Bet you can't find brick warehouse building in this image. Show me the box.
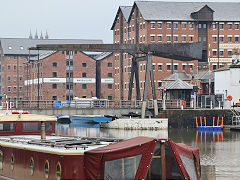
[111,1,240,100]
[25,51,115,101]
[0,37,103,102]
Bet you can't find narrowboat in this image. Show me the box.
[0,135,201,179]
[0,113,56,136]
[0,113,201,179]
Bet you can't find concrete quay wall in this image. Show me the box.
[158,109,234,128]
[12,108,141,117]
[101,118,168,130]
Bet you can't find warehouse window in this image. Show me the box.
[53,62,57,67]
[212,24,216,29]
[52,72,57,78]
[82,72,87,77]
[52,84,57,89]
[167,22,171,29]
[108,84,112,89]
[235,24,239,30]
[235,36,239,42]
[82,63,86,67]
[82,84,87,89]
[228,24,232,30]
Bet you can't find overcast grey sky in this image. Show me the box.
[0,0,239,43]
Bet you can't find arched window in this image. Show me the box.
[56,162,61,180]
[30,157,34,175]
[44,160,49,179]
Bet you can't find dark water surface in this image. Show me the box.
[56,124,240,180]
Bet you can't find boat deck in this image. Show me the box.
[0,135,120,155]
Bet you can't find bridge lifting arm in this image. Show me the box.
[29,43,202,118]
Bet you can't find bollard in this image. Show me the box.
[221,117,224,128]
[200,116,202,128]
[204,117,206,128]
[195,117,198,128]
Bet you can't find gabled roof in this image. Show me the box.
[158,79,193,90]
[95,52,113,61]
[129,1,240,21]
[164,72,193,81]
[0,38,103,55]
[192,4,214,13]
[111,6,132,30]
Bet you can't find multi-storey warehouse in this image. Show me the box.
[111,1,240,100]
[0,37,108,102]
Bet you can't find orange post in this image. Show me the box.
[221,116,224,128]
[217,116,220,127]
[204,117,206,128]
[213,117,215,127]
[196,117,198,128]
[200,116,202,128]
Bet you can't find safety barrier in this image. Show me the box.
[196,116,223,131]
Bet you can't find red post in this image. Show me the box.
[161,142,166,180]
[196,117,198,128]
[221,117,224,128]
[204,117,206,128]
[200,116,202,128]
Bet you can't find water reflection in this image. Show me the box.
[56,123,240,180]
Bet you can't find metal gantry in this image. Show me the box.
[29,43,202,117]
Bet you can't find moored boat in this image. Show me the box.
[0,113,56,136]
[0,135,201,179]
[70,115,113,124]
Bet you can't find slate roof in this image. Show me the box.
[111,6,132,30]
[95,52,113,61]
[164,72,193,81]
[132,1,240,21]
[194,70,214,83]
[158,79,193,90]
[121,6,132,20]
[0,38,103,55]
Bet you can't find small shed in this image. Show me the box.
[158,79,193,102]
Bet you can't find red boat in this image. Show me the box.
[0,113,56,136]
[0,135,201,180]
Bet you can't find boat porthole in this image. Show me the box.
[10,154,14,170]
[30,157,34,175]
[56,162,61,180]
[44,160,49,179]
[0,151,3,170]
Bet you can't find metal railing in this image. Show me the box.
[1,99,196,110]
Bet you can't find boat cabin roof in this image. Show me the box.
[0,135,119,155]
[0,114,57,122]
